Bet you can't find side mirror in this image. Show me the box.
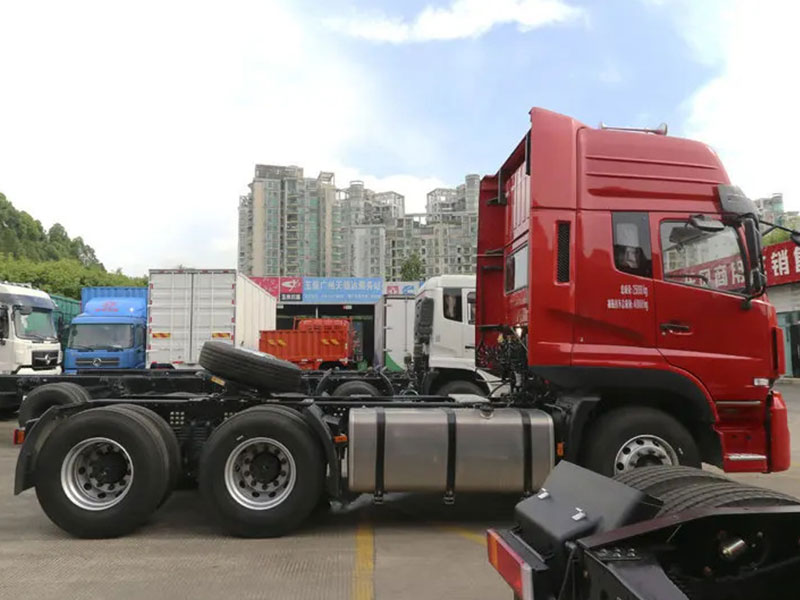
[689,214,725,232]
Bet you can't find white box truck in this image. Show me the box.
[147,269,276,365]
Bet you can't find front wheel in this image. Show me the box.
[199,407,324,537]
[581,406,700,477]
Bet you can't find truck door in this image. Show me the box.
[463,289,476,359]
[438,287,465,359]
[651,213,773,401]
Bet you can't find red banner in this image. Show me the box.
[765,240,800,286]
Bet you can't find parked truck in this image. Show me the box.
[0,282,61,376]
[147,269,276,365]
[49,294,81,351]
[12,108,793,540]
[260,318,356,370]
[63,287,148,373]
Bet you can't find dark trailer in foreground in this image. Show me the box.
[488,463,800,600]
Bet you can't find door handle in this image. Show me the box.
[660,322,691,333]
[465,344,476,350]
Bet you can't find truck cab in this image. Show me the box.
[0,282,61,375]
[477,107,790,474]
[63,298,147,373]
[414,275,500,395]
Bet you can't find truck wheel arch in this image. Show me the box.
[538,366,722,468]
[427,369,489,396]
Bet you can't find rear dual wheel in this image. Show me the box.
[199,406,324,537]
[34,406,174,538]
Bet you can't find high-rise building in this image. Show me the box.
[238,165,479,279]
[238,165,335,277]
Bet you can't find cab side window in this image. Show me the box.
[443,288,463,322]
[612,212,652,277]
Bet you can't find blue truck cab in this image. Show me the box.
[63,297,148,373]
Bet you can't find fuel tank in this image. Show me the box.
[347,407,554,493]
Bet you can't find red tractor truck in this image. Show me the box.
[10,107,793,540]
[259,318,356,370]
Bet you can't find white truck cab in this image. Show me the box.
[0,282,62,375]
[414,275,501,395]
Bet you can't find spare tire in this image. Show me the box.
[18,383,89,427]
[199,342,302,393]
[614,465,729,498]
[331,380,380,397]
[656,480,800,515]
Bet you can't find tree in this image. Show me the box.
[399,252,425,281]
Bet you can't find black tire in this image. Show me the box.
[34,407,170,538]
[199,406,324,537]
[581,406,700,477]
[436,380,485,396]
[55,382,92,403]
[105,404,181,505]
[614,465,730,498]
[198,341,302,393]
[331,380,380,397]
[18,383,88,427]
[656,480,800,516]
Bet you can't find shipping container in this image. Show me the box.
[49,293,81,349]
[81,286,147,310]
[147,270,276,365]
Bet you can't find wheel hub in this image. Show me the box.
[91,451,127,484]
[250,451,280,484]
[61,437,133,511]
[224,437,296,510]
[614,434,679,474]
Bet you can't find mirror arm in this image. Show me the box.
[760,219,799,237]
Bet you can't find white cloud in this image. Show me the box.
[0,0,445,275]
[679,0,799,209]
[326,0,584,43]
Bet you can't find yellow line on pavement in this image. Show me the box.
[439,524,487,546]
[353,519,375,600]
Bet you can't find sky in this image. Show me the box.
[0,0,796,275]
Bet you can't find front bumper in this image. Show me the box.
[15,367,61,376]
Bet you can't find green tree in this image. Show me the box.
[399,252,425,281]
[0,192,144,297]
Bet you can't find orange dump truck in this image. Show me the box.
[259,318,355,370]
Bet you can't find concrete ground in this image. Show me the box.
[1,386,800,600]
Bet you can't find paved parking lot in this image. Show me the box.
[2,386,800,600]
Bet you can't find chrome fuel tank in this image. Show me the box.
[347,407,554,494]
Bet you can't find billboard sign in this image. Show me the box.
[250,276,383,304]
[383,281,422,296]
[250,276,304,301]
[303,277,383,304]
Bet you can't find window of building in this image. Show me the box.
[443,288,463,322]
[505,244,528,292]
[612,213,652,277]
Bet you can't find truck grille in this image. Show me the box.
[32,350,60,369]
[75,357,121,367]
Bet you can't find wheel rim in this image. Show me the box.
[614,434,679,473]
[224,437,296,510]
[61,437,133,511]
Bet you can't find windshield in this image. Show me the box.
[68,323,134,350]
[13,308,58,341]
[660,221,749,294]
